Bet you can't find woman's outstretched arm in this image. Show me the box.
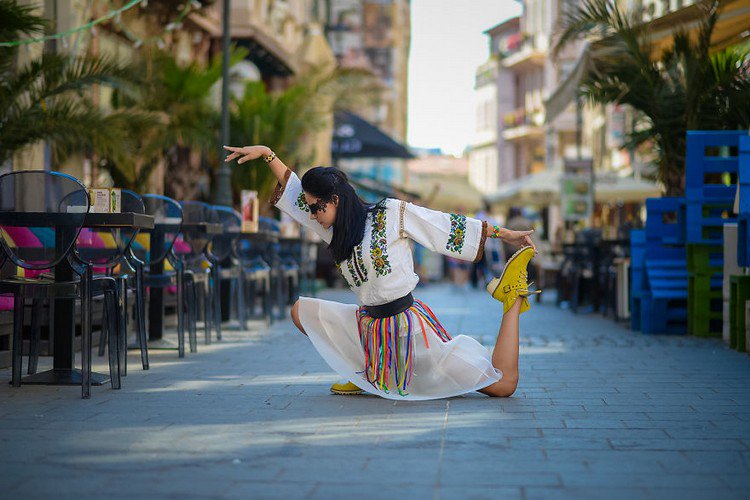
[401,202,538,263]
[223,145,289,184]
[223,144,332,243]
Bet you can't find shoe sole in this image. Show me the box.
[330,389,364,395]
[488,245,534,298]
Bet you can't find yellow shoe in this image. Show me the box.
[330,381,364,395]
[486,246,540,314]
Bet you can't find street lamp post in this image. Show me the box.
[213,0,233,206]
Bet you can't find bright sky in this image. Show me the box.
[407,0,522,157]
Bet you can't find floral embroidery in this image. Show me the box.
[446,214,467,253]
[296,192,310,213]
[336,262,352,288]
[346,252,362,287]
[370,204,391,276]
[339,244,368,288]
[354,243,368,282]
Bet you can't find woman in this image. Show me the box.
[224,145,539,400]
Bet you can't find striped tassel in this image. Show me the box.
[356,299,452,396]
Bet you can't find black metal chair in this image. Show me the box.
[0,170,119,398]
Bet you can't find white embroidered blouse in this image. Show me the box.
[271,170,488,306]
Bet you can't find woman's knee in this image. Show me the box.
[485,374,518,398]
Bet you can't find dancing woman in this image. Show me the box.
[224,145,539,400]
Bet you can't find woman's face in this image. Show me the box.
[304,192,337,230]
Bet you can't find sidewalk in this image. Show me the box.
[1,283,749,499]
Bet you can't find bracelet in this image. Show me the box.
[488,225,504,239]
[263,151,277,163]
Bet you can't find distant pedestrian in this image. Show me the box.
[225,144,539,400]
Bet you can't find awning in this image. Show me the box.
[332,111,414,160]
[544,0,750,124]
[484,170,661,206]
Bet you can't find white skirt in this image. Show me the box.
[297,296,502,400]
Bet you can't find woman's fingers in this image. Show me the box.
[223,145,245,152]
[224,152,240,162]
[238,154,255,164]
[524,236,538,253]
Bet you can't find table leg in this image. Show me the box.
[148,231,165,341]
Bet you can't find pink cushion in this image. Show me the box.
[3,227,41,247]
[0,295,13,311]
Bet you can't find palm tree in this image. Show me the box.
[103,47,247,197]
[0,0,143,168]
[554,0,750,196]
[229,66,379,202]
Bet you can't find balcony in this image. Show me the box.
[501,35,547,71]
[502,108,545,142]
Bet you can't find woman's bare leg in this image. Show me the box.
[290,300,307,336]
[479,297,522,397]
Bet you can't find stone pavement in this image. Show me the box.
[1,283,749,499]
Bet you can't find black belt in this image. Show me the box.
[362,293,414,319]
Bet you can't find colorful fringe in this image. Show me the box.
[356,299,452,396]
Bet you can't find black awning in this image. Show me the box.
[332,111,414,159]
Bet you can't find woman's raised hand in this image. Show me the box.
[223,145,271,164]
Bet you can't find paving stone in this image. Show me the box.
[0,283,748,497]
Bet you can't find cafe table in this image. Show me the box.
[0,211,154,385]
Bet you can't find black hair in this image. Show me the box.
[301,167,379,263]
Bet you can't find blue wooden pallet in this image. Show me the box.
[681,130,744,245]
[685,130,742,200]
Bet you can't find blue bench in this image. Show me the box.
[640,198,688,334]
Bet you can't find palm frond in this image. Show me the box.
[0,0,48,42]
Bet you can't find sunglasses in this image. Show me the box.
[308,199,328,214]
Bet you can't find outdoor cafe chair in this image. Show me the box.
[131,194,187,357]
[259,216,290,321]
[0,170,119,398]
[211,206,246,329]
[277,236,302,305]
[235,226,272,326]
[177,201,221,346]
[76,189,148,376]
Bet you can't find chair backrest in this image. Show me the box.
[176,201,220,262]
[0,170,89,270]
[210,205,240,261]
[259,215,280,233]
[133,194,183,265]
[76,189,145,269]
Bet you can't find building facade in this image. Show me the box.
[315,0,411,189]
[316,0,410,142]
[469,17,519,196]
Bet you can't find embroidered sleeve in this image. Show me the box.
[402,201,486,262]
[271,170,332,244]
